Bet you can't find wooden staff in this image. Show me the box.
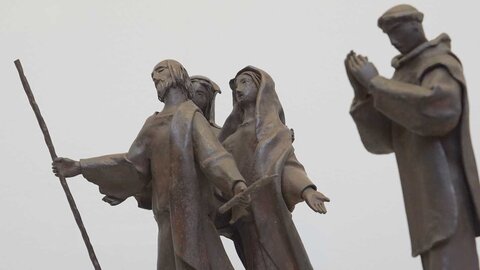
[14,59,101,270]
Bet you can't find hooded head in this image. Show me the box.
[378,4,427,54]
[219,66,287,142]
[151,59,192,102]
[190,75,221,125]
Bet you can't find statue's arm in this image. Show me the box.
[350,96,393,154]
[281,152,317,211]
[280,151,329,214]
[369,67,462,137]
[80,121,152,201]
[192,113,245,197]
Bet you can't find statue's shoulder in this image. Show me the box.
[175,101,201,119]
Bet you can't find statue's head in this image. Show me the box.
[191,76,221,116]
[229,70,261,108]
[378,4,426,54]
[151,59,192,102]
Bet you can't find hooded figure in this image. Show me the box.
[191,75,222,135]
[219,66,329,270]
[347,5,480,269]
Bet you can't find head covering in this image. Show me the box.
[190,75,221,127]
[220,67,312,268]
[219,66,286,142]
[229,71,261,92]
[378,4,424,33]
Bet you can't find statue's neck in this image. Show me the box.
[162,87,188,114]
[241,102,256,124]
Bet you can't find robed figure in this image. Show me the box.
[52,59,248,270]
[346,5,480,269]
[218,66,330,270]
[190,75,222,136]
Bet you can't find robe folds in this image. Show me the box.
[220,66,316,270]
[350,33,480,257]
[80,101,245,270]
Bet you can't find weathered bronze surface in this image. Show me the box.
[218,66,330,269]
[347,4,480,269]
[52,60,250,270]
[48,60,330,269]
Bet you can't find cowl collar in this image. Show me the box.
[392,33,451,68]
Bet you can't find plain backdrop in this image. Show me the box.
[1,1,479,269]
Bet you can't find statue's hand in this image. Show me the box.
[102,196,125,206]
[345,51,368,99]
[302,188,330,214]
[52,157,81,178]
[347,52,379,90]
[229,181,251,224]
[233,180,247,195]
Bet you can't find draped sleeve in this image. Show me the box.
[369,67,462,137]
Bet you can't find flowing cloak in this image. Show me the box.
[350,33,480,256]
[219,66,316,269]
[79,101,244,270]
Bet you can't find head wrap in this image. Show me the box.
[190,75,221,126]
[219,66,286,142]
[229,71,261,92]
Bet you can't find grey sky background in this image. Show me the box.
[1,1,479,269]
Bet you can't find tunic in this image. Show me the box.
[220,66,318,270]
[222,120,315,270]
[79,101,245,270]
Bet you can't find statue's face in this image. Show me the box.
[235,74,258,107]
[151,62,172,101]
[387,21,424,54]
[192,82,210,113]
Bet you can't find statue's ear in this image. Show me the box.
[229,78,236,90]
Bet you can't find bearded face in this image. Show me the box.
[151,63,174,102]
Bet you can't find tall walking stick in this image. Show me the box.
[14,59,102,270]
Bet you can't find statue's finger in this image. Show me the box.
[317,202,327,213]
[348,57,359,71]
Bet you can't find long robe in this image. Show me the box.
[350,34,480,262]
[220,66,316,270]
[79,101,244,270]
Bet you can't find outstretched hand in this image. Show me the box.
[52,157,81,178]
[303,188,330,214]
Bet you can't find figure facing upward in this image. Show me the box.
[190,75,222,136]
[218,66,330,270]
[52,59,248,270]
[346,5,480,270]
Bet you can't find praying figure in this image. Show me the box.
[347,5,480,269]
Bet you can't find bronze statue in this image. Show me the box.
[190,75,222,136]
[347,5,480,269]
[218,66,330,270]
[52,59,249,270]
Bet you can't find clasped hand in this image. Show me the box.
[345,50,379,97]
